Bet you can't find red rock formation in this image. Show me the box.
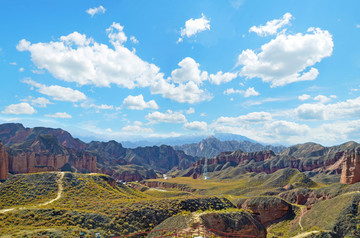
[195,150,275,167]
[236,197,291,226]
[0,142,9,180]
[340,147,360,184]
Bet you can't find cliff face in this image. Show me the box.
[0,141,9,180]
[340,147,360,184]
[7,135,97,175]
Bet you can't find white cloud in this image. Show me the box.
[356,24,360,28]
[314,95,331,104]
[130,36,138,44]
[23,79,86,102]
[215,111,272,125]
[19,67,24,72]
[184,121,208,131]
[237,27,333,87]
[179,13,210,42]
[186,107,195,114]
[2,103,36,115]
[224,87,259,97]
[295,96,360,120]
[81,102,114,110]
[122,125,153,133]
[209,71,237,85]
[146,110,187,123]
[16,24,163,89]
[106,22,127,46]
[45,112,72,118]
[249,13,293,36]
[122,94,158,110]
[86,5,106,17]
[150,78,212,104]
[22,97,52,108]
[298,94,311,101]
[9,62,16,65]
[171,57,208,85]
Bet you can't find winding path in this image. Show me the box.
[0,172,65,214]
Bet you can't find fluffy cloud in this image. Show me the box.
[45,112,72,118]
[295,97,360,120]
[224,87,259,97]
[2,103,36,115]
[237,27,333,87]
[17,24,163,89]
[146,110,187,123]
[86,5,106,17]
[184,121,208,131]
[215,111,272,125]
[298,94,311,101]
[209,71,237,85]
[178,13,210,42]
[171,57,208,85]
[81,102,114,110]
[130,36,138,44]
[122,125,153,133]
[185,107,195,114]
[122,94,158,110]
[17,24,212,104]
[249,13,293,36]
[21,97,52,108]
[24,79,86,102]
[314,95,331,104]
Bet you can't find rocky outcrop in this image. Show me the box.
[0,141,9,180]
[236,197,292,226]
[7,135,97,174]
[149,211,266,238]
[340,147,360,184]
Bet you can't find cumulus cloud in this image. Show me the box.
[2,102,36,115]
[23,79,86,102]
[130,36,138,44]
[122,125,153,133]
[150,57,212,104]
[80,102,114,110]
[178,13,210,42]
[209,71,237,85]
[215,111,272,125]
[45,112,72,118]
[186,107,195,114]
[122,94,158,110]
[146,110,187,123]
[21,97,52,108]
[298,94,311,101]
[224,87,259,97]
[184,121,208,131]
[16,24,163,89]
[249,13,293,36]
[295,97,360,120]
[171,57,208,85]
[236,27,333,87]
[86,5,106,17]
[314,95,331,104]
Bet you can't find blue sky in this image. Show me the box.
[0,0,359,146]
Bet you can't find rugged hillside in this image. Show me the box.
[7,134,97,174]
[174,136,286,158]
[0,172,236,237]
[0,123,86,150]
[178,142,359,180]
[0,123,198,181]
[0,141,8,180]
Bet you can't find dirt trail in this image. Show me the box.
[0,172,65,214]
[291,231,322,238]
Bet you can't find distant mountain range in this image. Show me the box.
[120,133,256,148]
[174,136,286,158]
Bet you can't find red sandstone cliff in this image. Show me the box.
[340,147,360,184]
[0,142,8,180]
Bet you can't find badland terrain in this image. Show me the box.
[1,123,360,237]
